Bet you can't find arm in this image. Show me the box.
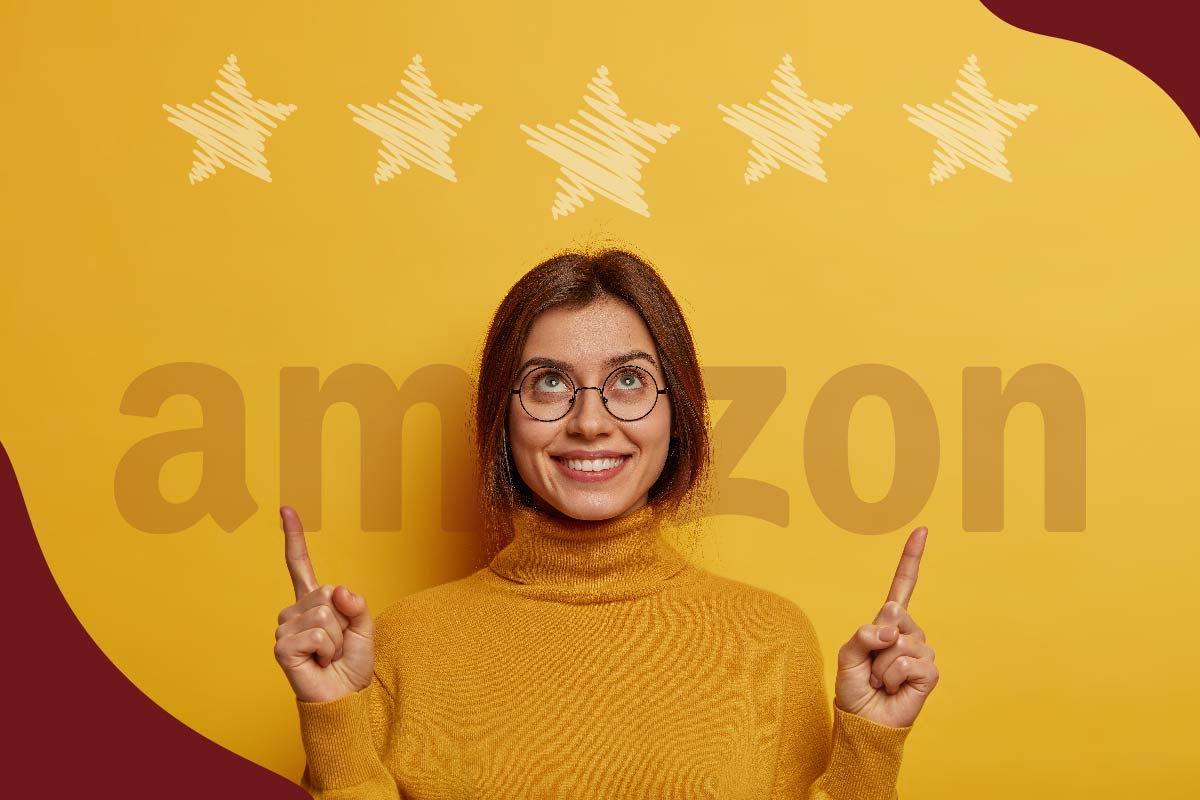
[296,667,401,799]
[275,506,402,798]
[771,605,912,800]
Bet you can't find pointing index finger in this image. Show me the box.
[281,505,319,601]
[885,526,928,609]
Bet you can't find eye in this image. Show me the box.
[611,368,645,390]
[534,370,570,393]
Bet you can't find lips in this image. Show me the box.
[551,453,631,482]
[558,456,627,472]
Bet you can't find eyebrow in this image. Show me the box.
[516,350,658,377]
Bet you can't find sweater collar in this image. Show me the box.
[487,503,693,603]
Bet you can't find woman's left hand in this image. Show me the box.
[832,526,939,728]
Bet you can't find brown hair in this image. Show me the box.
[473,245,711,548]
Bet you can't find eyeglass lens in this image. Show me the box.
[518,365,659,422]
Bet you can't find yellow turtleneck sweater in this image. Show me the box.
[294,504,912,799]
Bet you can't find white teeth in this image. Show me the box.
[562,456,626,472]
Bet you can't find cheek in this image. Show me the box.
[506,407,527,458]
[634,413,673,461]
[507,408,549,467]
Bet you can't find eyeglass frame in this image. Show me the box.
[511,363,669,423]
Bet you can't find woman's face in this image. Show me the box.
[508,297,673,521]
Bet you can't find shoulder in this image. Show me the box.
[685,567,820,642]
[689,567,808,615]
[371,567,494,641]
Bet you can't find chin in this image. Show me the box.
[538,489,645,522]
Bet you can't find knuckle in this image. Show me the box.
[274,625,286,641]
[314,605,333,624]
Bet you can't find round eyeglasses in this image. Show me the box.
[512,364,669,422]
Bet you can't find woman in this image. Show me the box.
[273,247,938,799]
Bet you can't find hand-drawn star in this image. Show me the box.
[163,54,297,185]
[904,54,1037,184]
[348,55,483,184]
[718,55,852,184]
[521,66,680,220]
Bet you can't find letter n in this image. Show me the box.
[962,365,1086,531]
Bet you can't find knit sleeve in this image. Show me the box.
[295,669,400,799]
[771,604,912,800]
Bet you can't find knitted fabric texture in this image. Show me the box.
[296,504,912,798]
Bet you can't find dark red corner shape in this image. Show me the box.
[2,3,1196,796]
[0,440,307,797]
[979,0,1198,135]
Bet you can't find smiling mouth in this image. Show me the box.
[552,456,629,473]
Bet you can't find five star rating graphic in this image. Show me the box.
[904,54,1038,184]
[718,54,852,185]
[348,55,483,185]
[165,53,1037,216]
[521,65,680,220]
[162,54,297,185]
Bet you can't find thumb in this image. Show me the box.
[838,624,897,670]
[331,586,373,633]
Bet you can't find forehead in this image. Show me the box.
[521,298,657,363]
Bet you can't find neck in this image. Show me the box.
[487,503,693,603]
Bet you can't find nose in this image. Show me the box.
[565,386,613,438]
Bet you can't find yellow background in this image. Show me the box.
[2,0,1198,796]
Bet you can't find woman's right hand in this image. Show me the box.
[274,505,376,704]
